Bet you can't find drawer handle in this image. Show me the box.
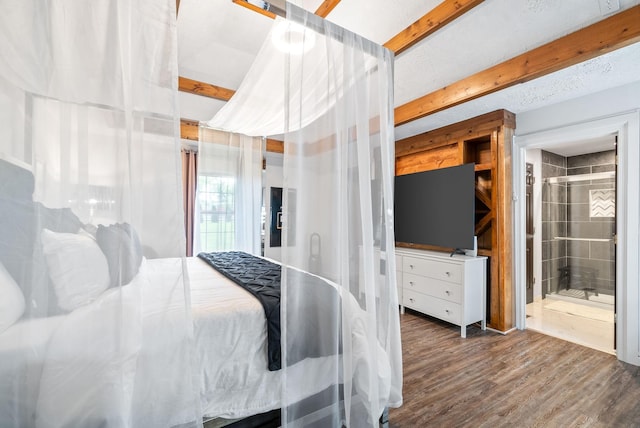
[445,271,451,277]
[409,264,414,269]
[409,298,415,303]
[445,309,450,314]
[409,281,414,286]
[445,290,451,295]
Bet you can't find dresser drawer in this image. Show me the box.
[403,256,462,284]
[396,270,403,302]
[403,272,462,304]
[403,289,461,325]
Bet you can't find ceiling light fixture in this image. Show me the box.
[271,20,316,55]
[246,0,268,10]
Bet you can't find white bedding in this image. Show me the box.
[0,315,66,426]
[0,256,389,427]
[188,257,337,419]
[183,258,390,421]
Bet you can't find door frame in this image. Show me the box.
[525,162,534,304]
[513,111,640,365]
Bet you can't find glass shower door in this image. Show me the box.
[545,171,616,306]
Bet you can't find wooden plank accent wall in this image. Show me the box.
[394,5,640,126]
[396,110,515,157]
[396,143,459,176]
[475,212,492,236]
[395,109,515,332]
[384,0,485,55]
[495,126,514,330]
[489,129,500,329]
[475,188,491,210]
[474,141,492,164]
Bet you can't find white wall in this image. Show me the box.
[263,149,337,276]
[514,80,640,366]
[0,86,28,163]
[516,81,640,135]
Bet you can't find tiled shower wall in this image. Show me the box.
[541,149,616,296]
[566,151,616,295]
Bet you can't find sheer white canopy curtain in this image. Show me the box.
[281,5,402,427]
[0,0,401,426]
[0,1,203,427]
[195,127,263,255]
[207,3,403,427]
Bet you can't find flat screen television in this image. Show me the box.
[394,163,475,250]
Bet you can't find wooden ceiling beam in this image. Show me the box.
[232,0,277,19]
[182,119,284,154]
[384,0,485,55]
[178,76,235,101]
[266,138,284,153]
[395,4,640,126]
[180,118,199,141]
[315,0,341,18]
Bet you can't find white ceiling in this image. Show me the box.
[177,0,640,145]
[539,134,617,157]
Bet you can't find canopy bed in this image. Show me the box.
[0,1,402,427]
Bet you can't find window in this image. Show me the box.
[198,174,236,252]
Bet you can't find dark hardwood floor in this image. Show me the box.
[389,310,640,428]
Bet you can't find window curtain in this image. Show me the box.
[0,1,202,427]
[182,149,198,256]
[280,5,402,427]
[196,127,263,255]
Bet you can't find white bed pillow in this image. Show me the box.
[41,229,111,312]
[0,262,26,333]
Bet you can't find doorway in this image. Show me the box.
[514,111,640,365]
[524,144,616,354]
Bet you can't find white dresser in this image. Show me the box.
[395,247,487,338]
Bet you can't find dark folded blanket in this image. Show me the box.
[198,251,282,370]
[197,251,341,372]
